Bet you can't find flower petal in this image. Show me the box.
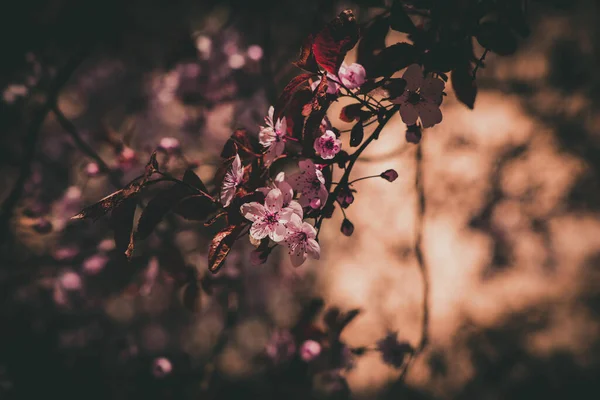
[220,186,235,207]
[290,244,308,267]
[305,238,320,260]
[265,188,284,212]
[421,76,445,105]
[250,220,271,240]
[402,64,424,92]
[287,200,304,219]
[399,103,419,126]
[417,102,443,128]
[240,202,266,221]
[270,223,288,242]
[302,222,317,239]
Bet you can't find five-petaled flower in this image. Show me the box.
[338,63,366,89]
[259,106,288,165]
[289,159,329,209]
[284,213,320,267]
[240,188,295,242]
[257,172,303,218]
[314,130,342,160]
[391,64,445,129]
[220,153,243,207]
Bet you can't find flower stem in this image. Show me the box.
[348,175,381,185]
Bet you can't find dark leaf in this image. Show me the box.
[312,10,359,74]
[350,121,364,147]
[221,129,258,159]
[204,211,227,227]
[72,178,144,221]
[183,169,209,194]
[208,225,244,273]
[173,195,216,221]
[369,43,418,78]
[390,0,416,33]
[286,88,313,140]
[356,15,390,73]
[273,73,314,122]
[136,184,193,240]
[324,308,341,330]
[339,308,361,330]
[294,35,320,73]
[383,78,407,99]
[476,22,518,56]
[158,241,194,284]
[147,151,159,174]
[111,197,137,255]
[451,62,477,109]
[339,103,363,123]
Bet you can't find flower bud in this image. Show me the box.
[341,219,354,236]
[152,357,172,378]
[380,169,399,182]
[405,125,422,144]
[300,340,322,362]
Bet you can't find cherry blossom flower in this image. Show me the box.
[257,172,303,218]
[314,130,342,160]
[220,153,243,207]
[289,160,328,209]
[284,213,320,267]
[311,72,340,94]
[338,62,366,89]
[240,188,295,242]
[391,64,445,128]
[299,340,322,361]
[259,106,287,165]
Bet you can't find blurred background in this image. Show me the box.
[1,0,599,399]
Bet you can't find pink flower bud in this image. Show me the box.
[60,272,82,291]
[152,357,172,378]
[380,169,399,182]
[341,219,354,237]
[300,340,321,362]
[158,137,180,151]
[85,162,100,177]
[247,45,264,61]
[338,63,366,89]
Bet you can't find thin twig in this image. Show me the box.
[52,104,123,189]
[0,50,88,242]
[472,49,489,79]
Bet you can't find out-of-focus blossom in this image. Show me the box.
[247,45,263,61]
[195,35,212,58]
[314,130,342,160]
[299,340,322,362]
[240,189,295,243]
[228,54,246,69]
[284,214,320,267]
[220,153,243,207]
[152,357,172,378]
[376,332,414,369]
[391,64,445,128]
[85,162,100,177]
[289,160,328,209]
[60,272,82,291]
[256,172,303,218]
[265,330,296,364]
[338,63,366,89]
[158,137,180,152]
[118,146,137,170]
[83,254,109,275]
[259,106,287,165]
[97,238,116,252]
[2,84,28,104]
[140,257,160,295]
[53,246,79,261]
[250,248,269,265]
[380,169,399,182]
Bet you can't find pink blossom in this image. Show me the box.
[85,162,100,177]
[259,106,287,165]
[240,188,296,242]
[311,73,340,94]
[265,330,296,364]
[152,357,172,378]
[299,340,322,361]
[256,172,303,218]
[338,63,366,89]
[288,160,328,209]
[83,254,109,275]
[314,130,342,160]
[391,64,445,128]
[158,137,180,151]
[284,214,320,267]
[220,153,243,207]
[60,272,82,291]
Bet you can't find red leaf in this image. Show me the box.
[294,35,320,73]
[339,103,364,123]
[302,76,333,151]
[208,225,244,273]
[273,73,314,122]
[451,63,477,109]
[312,9,359,74]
